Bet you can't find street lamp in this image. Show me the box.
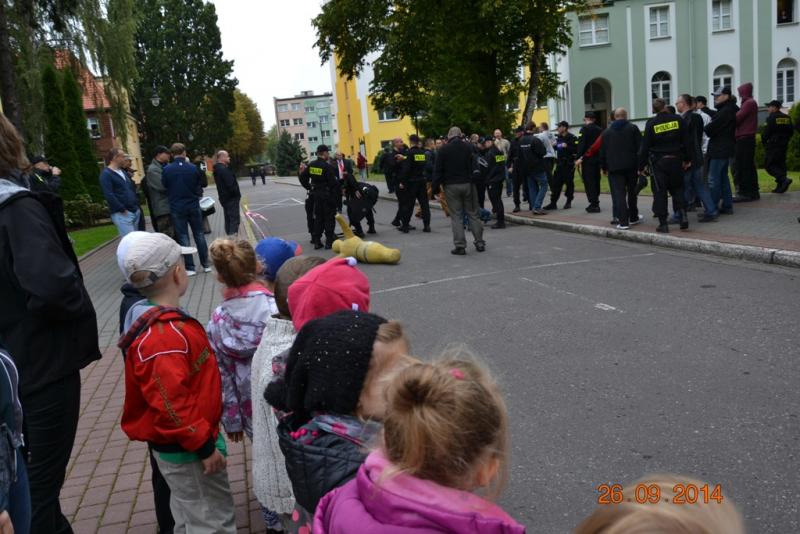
[150,88,160,107]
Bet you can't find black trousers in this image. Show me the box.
[311,194,336,244]
[347,203,375,234]
[221,199,240,235]
[735,136,759,198]
[251,175,256,185]
[764,144,788,183]
[399,181,430,228]
[305,195,314,234]
[23,371,80,534]
[551,163,575,203]
[334,184,344,212]
[652,156,685,219]
[543,159,555,201]
[260,174,266,185]
[149,446,175,534]
[475,181,486,209]
[487,181,505,225]
[609,170,639,226]
[582,158,601,207]
[512,169,528,207]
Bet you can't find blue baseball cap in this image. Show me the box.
[255,237,301,281]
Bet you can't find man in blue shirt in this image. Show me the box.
[99,148,140,236]
[162,143,210,276]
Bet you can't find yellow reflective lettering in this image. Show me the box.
[310,167,323,175]
[653,121,679,134]
[414,154,426,162]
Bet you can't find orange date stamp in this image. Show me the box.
[597,483,724,505]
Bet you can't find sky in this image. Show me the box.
[211,0,333,129]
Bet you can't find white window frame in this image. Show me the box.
[304,105,315,113]
[307,121,317,128]
[279,119,290,127]
[290,103,301,111]
[87,117,101,139]
[777,0,797,24]
[319,115,330,124]
[294,133,304,141]
[712,65,734,92]
[712,0,733,31]
[578,14,610,47]
[293,118,303,125]
[651,72,672,103]
[277,103,289,112]
[649,5,671,39]
[777,59,797,104]
[321,130,331,137]
[377,107,398,121]
[308,136,319,143]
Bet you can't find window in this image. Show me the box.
[712,0,732,31]
[319,115,329,124]
[294,133,304,141]
[651,71,672,102]
[291,103,301,111]
[712,65,733,92]
[578,14,609,46]
[307,121,317,128]
[279,119,290,127]
[377,107,398,121]
[293,118,303,125]
[380,140,392,149]
[777,58,797,104]
[308,136,319,143]
[87,117,101,138]
[277,103,289,112]
[777,0,795,24]
[649,6,670,38]
[305,105,315,112]
[321,130,331,137]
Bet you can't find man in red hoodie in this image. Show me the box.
[734,82,759,202]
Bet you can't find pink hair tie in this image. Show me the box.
[450,368,465,380]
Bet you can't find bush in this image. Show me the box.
[64,194,110,228]
[788,103,800,172]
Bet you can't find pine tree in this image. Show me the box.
[42,64,85,201]
[61,68,103,202]
[276,130,306,176]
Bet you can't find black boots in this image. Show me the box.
[656,217,669,233]
[679,209,689,230]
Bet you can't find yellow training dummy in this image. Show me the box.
[333,214,401,264]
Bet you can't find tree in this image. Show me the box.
[42,64,86,201]
[226,90,266,170]
[263,124,279,165]
[132,0,237,158]
[61,67,103,202]
[788,103,800,172]
[275,130,306,176]
[313,0,584,134]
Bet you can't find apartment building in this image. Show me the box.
[274,91,339,157]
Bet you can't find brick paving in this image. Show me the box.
[69,189,267,533]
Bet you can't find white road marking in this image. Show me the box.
[519,278,624,313]
[249,198,305,210]
[373,252,655,295]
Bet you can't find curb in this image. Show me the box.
[77,234,120,264]
[273,179,800,269]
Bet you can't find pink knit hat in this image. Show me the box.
[287,257,371,331]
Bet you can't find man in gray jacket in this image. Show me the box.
[145,145,173,238]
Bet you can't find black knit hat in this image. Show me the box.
[265,310,387,421]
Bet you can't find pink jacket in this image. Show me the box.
[314,451,526,534]
[735,83,758,139]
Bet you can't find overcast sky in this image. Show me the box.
[211,0,333,129]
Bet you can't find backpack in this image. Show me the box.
[472,153,489,182]
[360,183,379,206]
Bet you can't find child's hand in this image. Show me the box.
[227,431,244,443]
[202,449,227,475]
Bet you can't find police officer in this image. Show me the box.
[29,155,62,194]
[639,98,691,233]
[762,100,795,194]
[484,136,507,228]
[548,121,578,209]
[508,126,527,212]
[299,144,339,249]
[575,111,604,212]
[397,134,430,233]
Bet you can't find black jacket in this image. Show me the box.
[639,112,691,169]
[277,418,366,514]
[576,123,603,159]
[762,111,794,149]
[555,133,578,165]
[517,132,547,175]
[599,120,641,172]
[399,146,427,184]
[484,145,507,185]
[299,158,339,196]
[0,177,101,397]
[704,99,739,159]
[683,112,706,168]
[432,137,473,190]
[213,162,241,204]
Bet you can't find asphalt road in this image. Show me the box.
[244,179,799,534]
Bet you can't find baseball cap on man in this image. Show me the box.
[712,86,732,97]
[255,237,302,282]
[767,100,782,108]
[30,155,48,165]
[557,121,570,128]
[117,232,196,288]
[316,144,330,154]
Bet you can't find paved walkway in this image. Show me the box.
[67,190,266,533]
[353,177,800,253]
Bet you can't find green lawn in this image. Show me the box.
[69,224,118,257]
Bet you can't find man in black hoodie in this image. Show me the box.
[599,108,642,229]
[575,111,604,212]
[433,126,485,255]
[704,86,738,215]
[213,150,242,236]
